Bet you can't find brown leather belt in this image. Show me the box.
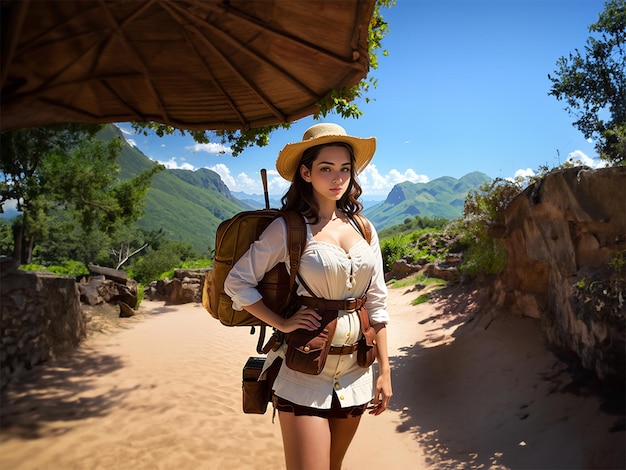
[328,343,359,355]
[299,295,366,313]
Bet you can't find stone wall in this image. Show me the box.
[490,166,625,385]
[0,260,86,390]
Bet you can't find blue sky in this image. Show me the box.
[117,0,606,199]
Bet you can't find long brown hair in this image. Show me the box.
[281,142,364,224]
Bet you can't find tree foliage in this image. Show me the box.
[127,240,197,284]
[131,0,395,156]
[0,124,163,264]
[548,0,626,164]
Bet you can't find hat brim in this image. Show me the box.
[276,134,376,182]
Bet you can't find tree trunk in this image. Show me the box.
[12,222,23,265]
[23,235,34,264]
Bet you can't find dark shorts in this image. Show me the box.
[275,393,368,419]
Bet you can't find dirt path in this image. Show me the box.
[1,285,623,469]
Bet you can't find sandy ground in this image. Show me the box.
[1,284,624,470]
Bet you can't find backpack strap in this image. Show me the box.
[351,213,372,244]
[257,210,306,354]
[281,210,307,289]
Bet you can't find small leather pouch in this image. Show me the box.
[242,356,282,414]
[356,307,377,368]
[242,357,269,414]
[285,310,338,375]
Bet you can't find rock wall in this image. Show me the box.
[1,260,86,389]
[490,166,625,385]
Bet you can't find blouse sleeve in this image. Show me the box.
[223,217,289,311]
[364,221,390,325]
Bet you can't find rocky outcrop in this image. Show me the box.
[144,268,209,304]
[490,166,625,385]
[77,265,138,309]
[0,259,86,390]
[385,233,464,282]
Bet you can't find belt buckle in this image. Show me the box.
[344,297,357,312]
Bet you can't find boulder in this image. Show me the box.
[422,263,459,282]
[386,258,421,281]
[144,268,210,304]
[77,265,138,308]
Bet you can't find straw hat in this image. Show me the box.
[276,123,376,181]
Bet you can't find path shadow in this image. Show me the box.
[0,347,133,441]
[386,284,625,470]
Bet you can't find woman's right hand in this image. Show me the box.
[279,308,322,333]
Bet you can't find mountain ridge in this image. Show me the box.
[103,125,491,250]
[101,125,249,253]
[364,172,491,230]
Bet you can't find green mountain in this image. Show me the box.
[99,125,249,253]
[363,172,492,230]
[99,125,491,251]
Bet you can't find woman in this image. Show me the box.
[224,123,392,470]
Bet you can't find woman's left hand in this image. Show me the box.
[369,370,392,415]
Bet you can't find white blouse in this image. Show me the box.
[224,215,389,409]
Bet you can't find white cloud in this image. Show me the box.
[208,165,289,196]
[567,150,607,168]
[510,150,607,184]
[267,169,290,196]
[158,158,195,171]
[209,163,236,188]
[187,142,232,155]
[513,168,535,179]
[2,199,19,213]
[358,164,429,196]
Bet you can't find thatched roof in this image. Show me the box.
[1,0,375,132]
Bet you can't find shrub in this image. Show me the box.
[128,248,181,284]
[380,234,411,272]
[20,260,89,277]
[461,238,507,277]
[452,177,523,277]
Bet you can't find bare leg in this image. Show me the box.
[279,411,331,470]
[329,416,362,470]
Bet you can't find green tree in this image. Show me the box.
[128,240,197,284]
[0,219,13,256]
[0,124,162,264]
[131,0,395,155]
[548,0,626,164]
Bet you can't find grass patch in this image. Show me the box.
[387,272,448,306]
[387,272,447,289]
[412,294,431,305]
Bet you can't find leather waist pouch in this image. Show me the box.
[356,307,377,368]
[242,357,282,414]
[285,309,338,375]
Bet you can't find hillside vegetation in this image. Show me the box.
[99,125,249,253]
[364,172,491,230]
